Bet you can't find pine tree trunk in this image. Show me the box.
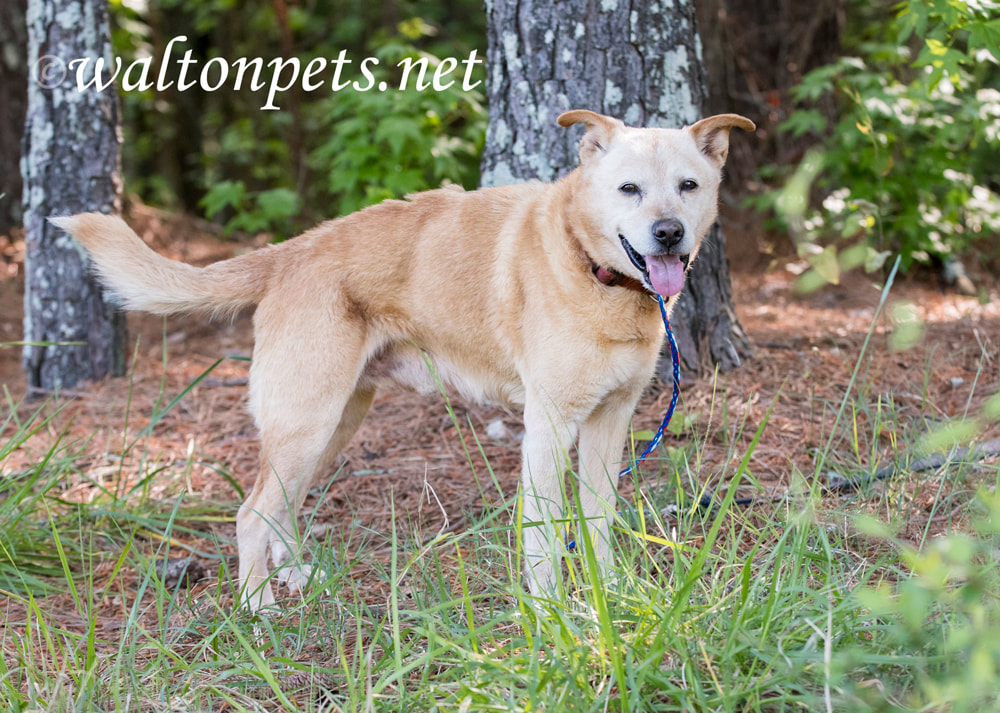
[22,0,126,392]
[481,0,750,377]
[0,0,28,232]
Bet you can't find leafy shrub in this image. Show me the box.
[848,486,1000,712]
[199,34,485,235]
[307,37,486,217]
[752,0,1000,282]
[200,181,300,237]
[110,1,487,239]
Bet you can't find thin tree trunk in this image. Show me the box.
[22,0,126,391]
[481,0,750,377]
[0,0,28,232]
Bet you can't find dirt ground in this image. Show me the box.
[2,205,999,589]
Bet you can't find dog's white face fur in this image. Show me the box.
[559,110,753,298]
[55,110,754,611]
[587,130,719,263]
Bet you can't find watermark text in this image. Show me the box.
[32,39,484,110]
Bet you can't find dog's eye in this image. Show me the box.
[680,179,698,193]
[619,182,640,196]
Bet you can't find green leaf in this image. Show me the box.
[853,513,895,540]
[969,19,1000,63]
[924,37,948,58]
[255,188,300,220]
[915,41,967,87]
[982,392,1000,421]
[199,180,246,218]
[854,584,894,617]
[864,247,892,272]
[808,245,841,285]
[920,420,982,454]
[887,300,924,351]
[778,109,827,137]
[375,116,425,159]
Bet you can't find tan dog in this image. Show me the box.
[53,110,754,610]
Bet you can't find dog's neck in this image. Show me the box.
[590,262,648,294]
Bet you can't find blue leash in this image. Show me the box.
[566,294,680,551]
[618,294,680,478]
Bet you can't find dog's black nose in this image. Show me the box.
[652,218,685,250]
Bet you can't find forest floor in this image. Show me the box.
[2,204,999,613]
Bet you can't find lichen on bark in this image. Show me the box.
[22,0,125,392]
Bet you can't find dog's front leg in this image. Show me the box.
[575,394,642,582]
[519,399,579,595]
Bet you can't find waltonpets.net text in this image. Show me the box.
[65,38,484,110]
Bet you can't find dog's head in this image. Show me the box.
[558,110,755,298]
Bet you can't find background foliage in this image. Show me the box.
[110,0,487,238]
[748,0,1000,285]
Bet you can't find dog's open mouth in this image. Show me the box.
[619,235,688,298]
[620,235,647,275]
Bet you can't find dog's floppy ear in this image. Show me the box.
[557,110,625,162]
[687,114,756,168]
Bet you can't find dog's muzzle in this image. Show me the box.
[619,234,690,298]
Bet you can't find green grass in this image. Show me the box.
[2,322,999,711]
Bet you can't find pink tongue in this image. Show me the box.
[646,254,685,297]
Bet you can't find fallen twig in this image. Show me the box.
[694,437,1000,511]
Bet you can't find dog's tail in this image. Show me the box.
[51,213,274,317]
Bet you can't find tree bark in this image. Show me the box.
[22,0,126,392]
[0,0,28,232]
[480,0,750,377]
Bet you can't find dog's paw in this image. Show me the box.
[275,561,331,597]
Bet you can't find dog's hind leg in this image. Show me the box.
[236,304,374,611]
[268,385,376,594]
[238,384,374,611]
